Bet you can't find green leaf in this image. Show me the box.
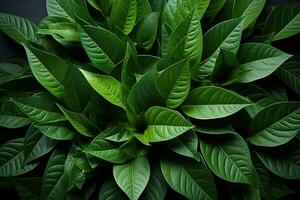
[63,64,92,112]
[41,149,68,200]
[113,156,150,200]
[87,0,113,16]
[127,69,164,115]
[203,0,226,22]
[85,135,131,164]
[0,115,31,129]
[253,155,294,200]
[80,69,127,109]
[24,45,69,98]
[248,102,300,147]
[232,0,266,29]
[182,86,252,119]
[24,126,58,163]
[276,60,300,96]
[98,178,128,200]
[195,120,236,135]
[144,106,194,142]
[235,43,292,83]
[264,4,300,41]
[140,163,168,200]
[161,157,218,200]
[168,131,200,161]
[80,25,125,74]
[101,123,133,142]
[0,138,38,177]
[255,141,300,180]
[110,0,137,35]
[58,104,98,137]
[166,9,203,65]
[0,13,37,43]
[64,154,86,190]
[136,12,160,51]
[157,59,191,109]
[35,122,76,141]
[200,134,259,184]
[14,177,42,200]
[194,18,244,78]
[13,93,66,123]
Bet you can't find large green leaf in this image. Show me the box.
[160,157,218,200]
[0,113,31,129]
[202,0,226,23]
[110,0,137,35]
[127,69,164,115]
[101,123,133,142]
[264,4,300,41]
[144,106,194,142]
[24,126,58,163]
[166,9,203,65]
[80,25,125,74]
[0,13,37,43]
[85,135,131,164]
[0,138,38,177]
[41,149,68,200]
[136,12,160,51]
[157,59,191,109]
[98,178,128,200]
[200,134,259,184]
[182,86,251,119]
[35,122,76,141]
[255,141,300,180]
[58,105,98,137]
[13,93,66,123]
[235,43,292,83]
[24,45,69,98]
[168,131,200,161]
[248,102,300,147]
[140,163,168,200]
[113,156,150,200]
[80,69,127,109]
[194,18,244,78]
[276,60,300,96]
[232,0,266,29]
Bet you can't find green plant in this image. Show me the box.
[0,0,300,199]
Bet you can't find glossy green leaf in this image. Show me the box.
[140,163,168,200]
[0,114,31,129]
[110,0,137,35]
[182,86,252,119]
[144,106,194,142]
[98,178,128,200]
[24,45,69,98]
[41,149,68,200]
[13,93,66,123]
[101,123,133,142]
[232,0,266,29]
[200,134,259,184]
[255,141,300,180]
[136,12,160,51]
[249,102,300,147]
[236,43,292,83]
[157,59,191,109]
[85,135,131,164]
[161,157,218,200]
[0,138,38,177]
[276,60,300,96]
[35,122,76,141]
[80,69,127,109]
[80,25,125,74]
[58,105,98,137]
[168,131,200,161]
[195,18,244,78]
[264,4,300,41]
[24,126,58,163]
[113,156,150,200]
[203,0,226,22]
[0,13,37,44]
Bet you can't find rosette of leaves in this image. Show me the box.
[0,0,300,199]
